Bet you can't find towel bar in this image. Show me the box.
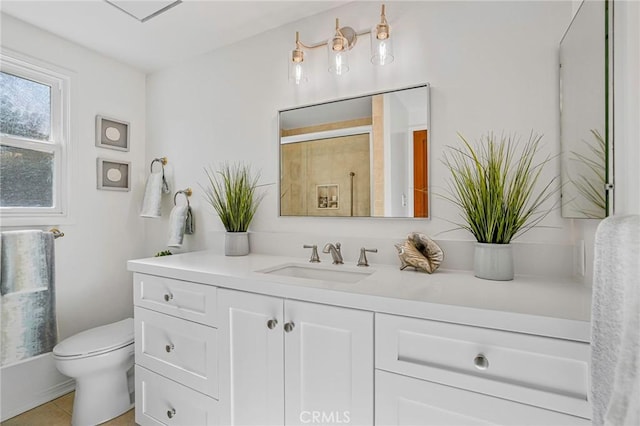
[49,228,64,239]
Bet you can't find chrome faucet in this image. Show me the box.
[323,242,344,264]
[303,244,320,263]
[357,247,378,267]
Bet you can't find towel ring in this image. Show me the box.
[174,188,192,206]
[150,157,168,173]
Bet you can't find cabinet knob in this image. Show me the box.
[284,322,295,333]
[167,408,176,419]
[164,293,173,302]
[166,343,175,353]
[267,319,278,329]
[474,354,489,370]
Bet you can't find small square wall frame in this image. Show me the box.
[97,158,131,191]
[96,115,130,151]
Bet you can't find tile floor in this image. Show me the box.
[1,392,135,426]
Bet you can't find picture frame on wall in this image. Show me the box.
[97,158,131,191]
[96,115,129,151]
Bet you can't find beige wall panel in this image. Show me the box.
[280,134,371,217]
[372,95,385,216]
[281,143,308,216]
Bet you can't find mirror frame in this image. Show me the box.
[559,0,614,218]
[277,83,431,219]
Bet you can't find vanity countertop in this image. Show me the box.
[127,251,591,342]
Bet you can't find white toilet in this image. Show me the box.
[53,318,135,426]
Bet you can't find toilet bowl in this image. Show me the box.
[53,318,134,426]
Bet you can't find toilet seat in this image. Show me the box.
[53,318,134,359]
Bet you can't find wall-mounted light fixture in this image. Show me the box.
[371,4,393,66]
[289,4,394,85]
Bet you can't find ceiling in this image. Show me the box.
[0,0,348,74]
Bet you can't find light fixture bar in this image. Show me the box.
[289,3,394,84]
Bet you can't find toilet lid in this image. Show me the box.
[53,318,134,357]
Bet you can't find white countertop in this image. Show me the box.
[127,251,592,342]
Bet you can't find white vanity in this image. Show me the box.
[128,251,591,426]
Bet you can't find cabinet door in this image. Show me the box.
[375,370,589,426]
[218,289,284,426]
[284,300,374,426]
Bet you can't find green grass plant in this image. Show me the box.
[569,129,606,218]
[442,132,558,244]
[202,162,265,233]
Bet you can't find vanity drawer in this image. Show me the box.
[375,370,589,426]
[135,307,218,398]
[375,313,590,418]
[134,273,217,327]
[136,365,218,426]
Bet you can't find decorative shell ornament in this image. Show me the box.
[395,232,444,273]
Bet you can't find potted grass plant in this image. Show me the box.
[202,162,265,256]
[442,132,558,280]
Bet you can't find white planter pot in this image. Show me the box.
[225,232,249,256]
[474,243,514,281]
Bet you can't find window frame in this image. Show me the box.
[1,51,71,225]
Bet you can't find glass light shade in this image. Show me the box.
[327,41,350,75]
[288,55,308,85]
[370,25,394,66]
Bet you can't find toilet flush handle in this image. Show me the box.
[166,343,175,353]
[163,292,173,302]
[167,408,176,419]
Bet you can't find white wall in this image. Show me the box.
[386,93,409,217]
[1,12,147,338]
[1,13,146,418]
[145,1,576,272]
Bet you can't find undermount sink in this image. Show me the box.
[259,263,373,284]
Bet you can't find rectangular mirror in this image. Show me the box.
[279,84,430,218]
[560,0,612,218]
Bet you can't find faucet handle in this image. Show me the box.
[303,244,321,263]
[357,247,378,267]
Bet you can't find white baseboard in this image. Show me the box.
[0,353,75,422]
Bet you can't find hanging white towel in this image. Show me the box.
[591,215,640,426]
[167,204,189,248]
[185,206,195,235]
[140,171,168,218]
[0,230,58,366]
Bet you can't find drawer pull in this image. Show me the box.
[267,319,278,329]
[163,293,173,302]
[167,408,176,419]
[474,354,489,370]
[166,343,175,353]
[284,322,295,333]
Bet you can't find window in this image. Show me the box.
[0,52,70,224]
